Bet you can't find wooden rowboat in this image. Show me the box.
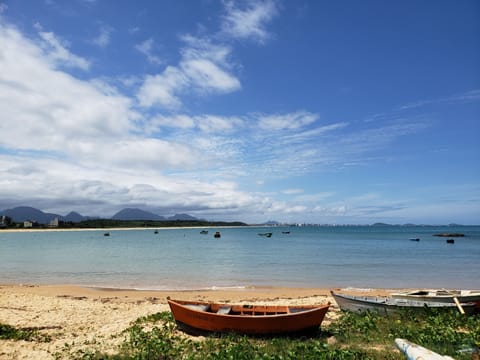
[395,338,455,360]
[167,298,330,335]
[331,291,477,315]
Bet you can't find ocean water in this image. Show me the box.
[0,226,479,290]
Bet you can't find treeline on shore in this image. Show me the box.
[0,218,247,230]
[77,219,247,228]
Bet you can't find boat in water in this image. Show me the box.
[331,290,477,315]
[167,298,330,335]
[200,230,208,234]
[258,232,273,237]
[395,338,455,360]
[214,231,221,238]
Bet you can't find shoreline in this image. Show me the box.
[0,284,393,359]
[0,225,264,233]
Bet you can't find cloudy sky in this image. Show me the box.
[0,0,479,224]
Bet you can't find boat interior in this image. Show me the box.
[184,303,292,316]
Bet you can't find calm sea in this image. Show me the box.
[0,226,479,290]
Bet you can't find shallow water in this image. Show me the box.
[0,225,479,290]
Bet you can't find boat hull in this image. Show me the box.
[167,299,330,335]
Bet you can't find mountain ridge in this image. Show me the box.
[0,206,200,224]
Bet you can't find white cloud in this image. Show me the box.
[282,188,304,195]
[137,36,240,109]
[221,0,278,44]
[135,38,162,65]
[137,66,188,108]
[92,25,113,47]
[395,89,480,111]
[196,115,244,133]
[181,58,240,93]
[258,111,319,130]
[34,23,90,70]
[149,114,196,131]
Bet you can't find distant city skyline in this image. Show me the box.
[1,1,479,224]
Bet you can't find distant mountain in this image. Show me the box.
[111,208,165,221]
[261,220,280,225]
[0,206,200,224]
[64,211,89,223]
[168,213,198,221]
[371,222,393,227]
[0,206,60,224]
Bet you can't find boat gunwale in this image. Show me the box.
[168,298,330,318]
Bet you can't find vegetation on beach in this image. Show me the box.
[0,323,51,342]
[4,308,475,360]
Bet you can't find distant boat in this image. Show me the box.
[103,232,110,237]
[409,238,420,241]
[446,239,455,244]
[330,290,477,315]
[282,231,290,234]
[154,230,159,234]
[258,232,272,237]
[167,298,330,335]
[214,231,221,238]
[200,230,208,234]
[395,338,455,360]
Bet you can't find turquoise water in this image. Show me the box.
[0,226,479,290]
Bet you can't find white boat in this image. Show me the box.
[331,291,477,315]
[392,289,480,304]
[395,338,455,360]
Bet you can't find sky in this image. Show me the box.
[0,0,479,225]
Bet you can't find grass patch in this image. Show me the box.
[328,308,480,359]
[0,323,51,342]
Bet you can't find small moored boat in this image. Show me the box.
[214,231,221,238]
[200,230,208,234]
[258,232,273,237]
[331,290,477,315]
[103,232,110,237]
[167,298,330,335]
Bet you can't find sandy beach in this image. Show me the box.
[0,284,395,359]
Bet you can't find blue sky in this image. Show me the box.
[0,0,479,224]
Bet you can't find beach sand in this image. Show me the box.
[0,284,394,359]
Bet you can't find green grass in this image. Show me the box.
[0,323,51,342]
[2,309,479,359]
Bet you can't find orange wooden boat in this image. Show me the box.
[167,298,330,335]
